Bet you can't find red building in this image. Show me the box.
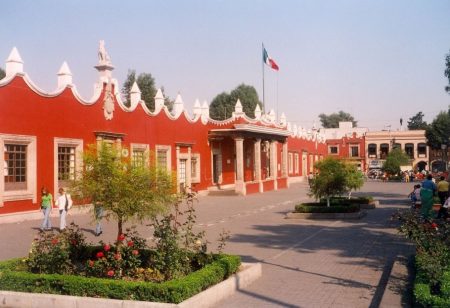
[0,46,327,215]
[326,133,366,171]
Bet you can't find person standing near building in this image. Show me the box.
[40,187,53,231]
[437,176,449,205]
[55,187,72,231]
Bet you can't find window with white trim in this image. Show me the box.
[54,138,83,192]
[131,144,149,167]
[0,134,37,205]
[350,145,359,158]
[155,145,171,173]
[191,153,201,183]
[328,146,338,155]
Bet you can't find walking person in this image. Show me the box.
[94,203,103,236]
[55,188,72,231]
[40,187,53,231]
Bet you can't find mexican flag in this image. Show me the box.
[263,46,279,71]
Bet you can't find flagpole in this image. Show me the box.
[276,71,279,121]
[262,43,265,113]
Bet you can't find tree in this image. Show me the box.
[318,111,357,128]
[407,111,428,130]
[0,67,5,79]
[70,144,175,238]
[309,157,363,207]
[425,108,450,150]
[445,50,450,94]
[209,84,262,120]
[382,148,410,176]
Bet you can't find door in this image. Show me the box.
[212,154,222,184]
[179,159,187,192]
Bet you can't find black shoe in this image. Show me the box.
[95,231,103,237]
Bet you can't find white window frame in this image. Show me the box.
[328,145,339,155]
[350,144,360,158]
[190,153,201,183]
[155,145,171,173]
[54,138,83,196]
[0,134,37,206]
[131,143,149,166]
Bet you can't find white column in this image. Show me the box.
[270,140,278,190]
[186,146,192,192]
[282,141,288,178]
[254,139,263,192]
[235,137,246,195]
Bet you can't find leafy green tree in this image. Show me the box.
[309,157,363,207]
[318,111,357,128]
[382,148,410,176]
[445,50,450,94]
[209,84,262,120]
[0,67,5,79]
[425,108,450,149]
[70,144,175,238]
[407,112,428,130]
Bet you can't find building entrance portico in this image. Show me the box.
[208,124,290,195]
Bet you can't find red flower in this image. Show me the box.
[117,234,125,241]
[96,251,104,258]
[88,260,95,267]
[51,239,58,245]
[431,223,438,229]
[132,250,139,256]
[71,239,77,245]
[103,244,111,251]
[114,253,121,260]
[107,270,114,277]
[127,241,134,247]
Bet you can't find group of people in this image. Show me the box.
[409,175,450,219]
[40,187,103,236]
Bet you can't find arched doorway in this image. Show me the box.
[416,161,427,172]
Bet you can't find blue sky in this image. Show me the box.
[1,0,449,130]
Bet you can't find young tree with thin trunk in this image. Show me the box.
[70,144,175,238]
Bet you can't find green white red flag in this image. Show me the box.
[263,46,279,71]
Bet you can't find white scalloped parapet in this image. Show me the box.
[154,88,164,113]
[130,81,141,109]
[172,93,184,118]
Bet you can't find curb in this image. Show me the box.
[0,262,262,308]
[285,211,367,220]
[379,255,413,307]
[0,205,92,224]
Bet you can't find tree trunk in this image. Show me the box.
[118,217,123,239]
[348,191,352,199]
[327,197,330,207]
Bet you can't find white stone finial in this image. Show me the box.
[234,99,243,114]
[130,81,141,108]
[95,40,114,80]
[193,99,202,117]
[267,109,276,122]
[201,100,209,119]
[254,104,262,120]
[280,112,287,126]
[154,88,165,113]
[287,122,292,132]
[173,93,184,117]
[57,61,73,88]
[5,47,24,78]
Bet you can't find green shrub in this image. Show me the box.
[294,203,360,213]
[0,254,240,303]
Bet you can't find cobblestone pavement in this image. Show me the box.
[0,180,414,307]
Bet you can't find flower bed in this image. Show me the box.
[393,210,450,306]
[0,254,240,304]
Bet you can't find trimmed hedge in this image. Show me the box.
[0,254,240,304]
[414,258,450,307]
[319,196,373,205]
[294,203,360,213]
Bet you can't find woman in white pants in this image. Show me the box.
[55,188,72,231]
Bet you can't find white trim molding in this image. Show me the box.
[0,134,37,206]
[53,138,83,197]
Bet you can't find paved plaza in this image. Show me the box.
[0,181,414,307]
